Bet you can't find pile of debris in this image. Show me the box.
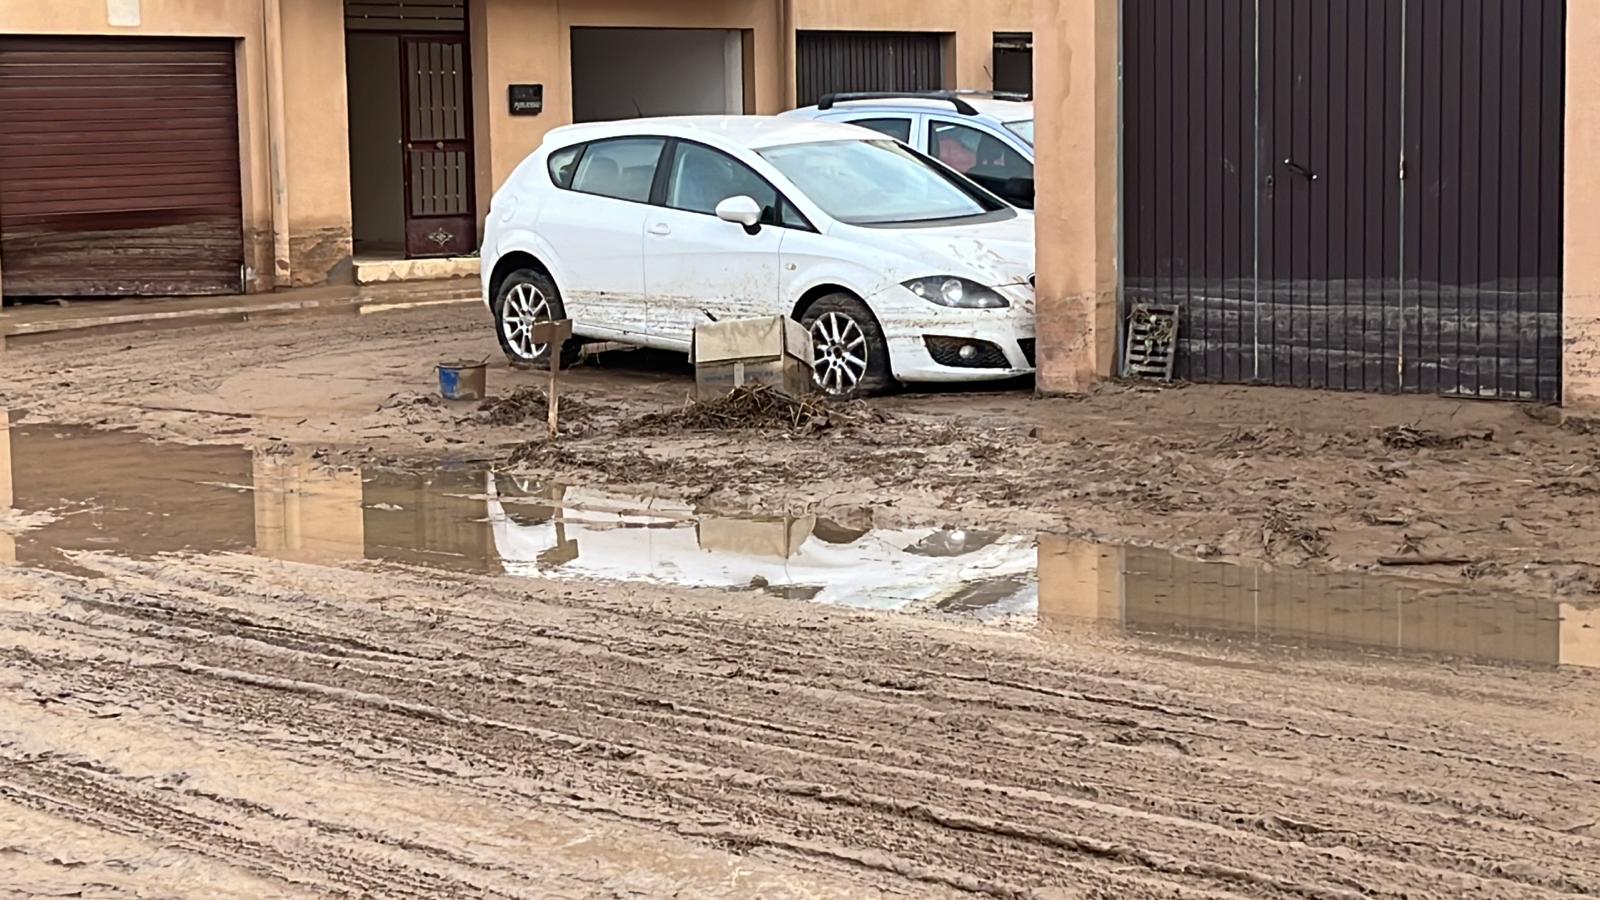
[1262,508,1329,558]
[471,388,598,429]
[634,384,891,437]
[1376,424,1493,450]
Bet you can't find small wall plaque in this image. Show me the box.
[107,0,141,27]
[509,84,543,116]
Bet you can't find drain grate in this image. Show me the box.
[1122,304,1181,381]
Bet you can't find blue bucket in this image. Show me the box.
[437,360,487,401]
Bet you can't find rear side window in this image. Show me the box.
[570,137,666,203]
[548,145,581,188]
[847,117,913,143]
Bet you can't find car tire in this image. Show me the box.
[800,293,893,400]
[492,268,580,368]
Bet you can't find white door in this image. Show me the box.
[643,141,788,348]
[540,137,666,335]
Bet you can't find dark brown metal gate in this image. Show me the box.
[796,31,946,107]
[0,37,244,297]
[401,35,475,257]
[1122,0,1566,402]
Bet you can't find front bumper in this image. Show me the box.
[874,284,1036,383]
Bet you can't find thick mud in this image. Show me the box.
[3,304,1600,605]
[2,301,1598,897]
[3,549,1598,898]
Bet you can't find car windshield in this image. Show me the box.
[1005,119,1035,146]
[758,139,993,225]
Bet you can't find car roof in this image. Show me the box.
[792,96,1034,121]
[541,115,875,151]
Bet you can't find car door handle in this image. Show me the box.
[647,223,671,236]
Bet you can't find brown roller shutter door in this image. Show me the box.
[0,37,244,298]
[796,32,945,108]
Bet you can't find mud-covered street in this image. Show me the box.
[2,304,1598,897]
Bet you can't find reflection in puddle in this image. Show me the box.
[1,417,1595,670]
[1038,537,1600,670]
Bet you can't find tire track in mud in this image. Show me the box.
[4,555,1599,898]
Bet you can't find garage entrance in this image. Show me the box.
[571,28,748,123]
[0,37,244,298]
[993,32,1033,96]
[796,31,946,107]
[344,0,476,258]
[1122,0,1566,402]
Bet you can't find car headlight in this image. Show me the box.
[902,276,1009,309]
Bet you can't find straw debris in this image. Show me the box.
[634,384,891,437]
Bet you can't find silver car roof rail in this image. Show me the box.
[816,91,981,115]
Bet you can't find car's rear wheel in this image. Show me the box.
[800,293,893,400]
[492,268,579,367]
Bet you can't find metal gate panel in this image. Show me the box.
[0,37,244,297]
[796,31,945,107]
[1258,0,1405,392]
[1122,0,1258,384]
[1402,0,1565,400]
[1120,0,1565,402]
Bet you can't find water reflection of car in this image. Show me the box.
[484,474,1034,612]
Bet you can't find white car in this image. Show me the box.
[782,92,1036,209]
[480,116,1036,398]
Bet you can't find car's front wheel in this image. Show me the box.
[800,293,893,400]
[492,268,579,368]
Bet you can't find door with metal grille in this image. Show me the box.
[1122,0,1565,401]
[796,31,945,107]
[401,35,474,257]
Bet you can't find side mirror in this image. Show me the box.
[715,195,763,233]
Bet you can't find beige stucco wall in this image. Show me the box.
[280,0,354,285]
[471,0,783,202]
[795,0,1029,91]
[0,0,351,290]
[1031,0,1118,394]
[1566,2,1600,409]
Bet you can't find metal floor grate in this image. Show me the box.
[1122,304,1180,381]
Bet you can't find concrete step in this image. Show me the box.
[353,255,479,285]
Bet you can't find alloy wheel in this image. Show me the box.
[810,311,869,396]
[501,282,553,360]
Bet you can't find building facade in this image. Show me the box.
[0,0,1029,297]
[6,0,1600,410]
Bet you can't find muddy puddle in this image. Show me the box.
[2,414,1595,670]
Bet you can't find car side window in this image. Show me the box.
[847,117,913,143]
[929,121,1031,179]
[548,144,582,189]
[570,137,666,203]
[665,141,787,225]
[779,198,811,230]
[928,121,1034,205]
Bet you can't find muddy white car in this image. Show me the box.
[480,116,1036,398]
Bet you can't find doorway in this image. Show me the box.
[570,28,748,123]
[344,0,476,259]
